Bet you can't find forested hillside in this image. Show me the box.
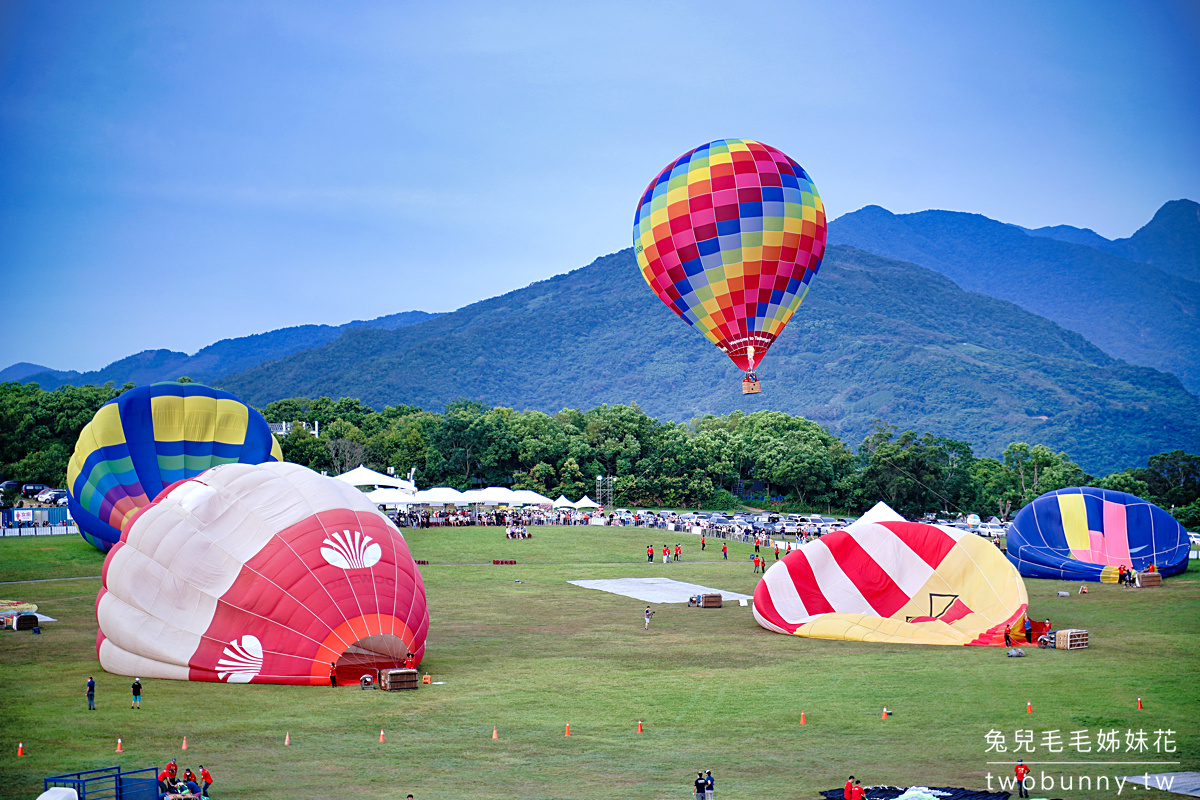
[218,246,1200,474]
[828,202,1200,392]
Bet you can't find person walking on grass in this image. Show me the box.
[774,543,779,561]
[1015,759,1030,798]
[647,545,653,562]
[694,771,707,800]
[722,542,727,560]
[674,543,681,562]
[130,678,141,709]
[705,769,714,800]
[701,534,706,551]
[86,676,95,710]
[663,545,669,564]
[644,606,654,630]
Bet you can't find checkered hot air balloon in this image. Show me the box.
[67,383,282,552]
[96,462,429,684]
[632,139,827,386]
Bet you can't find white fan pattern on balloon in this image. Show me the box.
[215,635,264,683]
[321,529,382,570]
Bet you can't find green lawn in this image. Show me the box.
[0,529,1196,799]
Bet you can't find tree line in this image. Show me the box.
[2,381,1198,526]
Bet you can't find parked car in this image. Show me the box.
[1189,532,1200,547]
[21,483,50,498]
[0,480,24,494]
[36,488,66,504]
[56,495,71,507]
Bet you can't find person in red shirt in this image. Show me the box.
[844,776,855,799]
[701,534,706,551]
[647,545,653,562]
[752,555,761,574]
[199,765,214,797]
[329,661,338,687]
[721,542,727,560]
[674,544,682,562]
[774,543,780,560]
[851,780,864,800]
[157,770,171,794]
[1014,759,1030,796]
[403,652,416,670]
[663,545,670,564]
[166,759,177,781]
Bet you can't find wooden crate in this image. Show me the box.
[381,668,419,691]
[1138,572,1162,588]
[1055,628,1088,650]
[700,594,723,608]
[741,381,762,395]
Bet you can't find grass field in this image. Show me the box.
[0,528,1197,799]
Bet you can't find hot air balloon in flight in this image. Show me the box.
[96,462,429,684]
[632,139,827,394]
[67,382,282,552]
[1006,487,1189,582]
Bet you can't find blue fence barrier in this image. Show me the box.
[44,765,158,800]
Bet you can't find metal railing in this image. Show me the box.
[44,765,158,800]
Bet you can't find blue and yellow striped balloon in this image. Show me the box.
[67,383,283,551]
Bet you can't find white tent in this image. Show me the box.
[412,487,467,506]
[366,487,416,507]
[477,486,517,505]
[573,495,600,509]
[854,501,905,526]
[457,489,488,504]
[551,495,575,509]
[509,489,553,506]
[335,465,415,491]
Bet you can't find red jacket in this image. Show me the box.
[851,786,864,800]
[201,768,213,784]
[1015,764,1030,780]
[845,780,853,799]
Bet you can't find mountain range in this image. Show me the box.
[8,201,1199,475]
[827,200,1200,393]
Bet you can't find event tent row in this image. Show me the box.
[330,467,599,509]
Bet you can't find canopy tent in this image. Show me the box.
[573,495,600,509]
[552,495,575,509]
[412,487,467,506]
[855,501,904,526]
[366,487,416,507]
[335,465,415,491]
[476,486,518,505]
[509,489,553,506]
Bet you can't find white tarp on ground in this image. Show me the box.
[1124,773,1200,798]
[567,577,752,604]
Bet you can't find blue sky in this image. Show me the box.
[1,0,1197,372]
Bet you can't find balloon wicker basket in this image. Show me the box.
[742,380,762,395]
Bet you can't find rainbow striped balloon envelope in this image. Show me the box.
[632,139,826,373]
[1006,487,1190,581]
[67,383,282,551]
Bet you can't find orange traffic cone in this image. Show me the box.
[1137,697,1143,710]
[492,726,498,739]
[881,707,888,719]
[284,732,290,746]
[115,738,124,753]
[17,742,24,756]
[565,723,571,737]
[637,720,643,733]
[181,736,188,750]
[800,711,806,725]
[1026,701,1033,713]
[379,729,386,743]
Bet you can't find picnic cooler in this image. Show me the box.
[380,668,419,691]
[1054,628,1089,650]
[701,594,723,608]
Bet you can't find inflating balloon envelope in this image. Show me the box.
[633,139,827,393]
[96,462,429,684]
[754,520,1028,646]
[67,382,282,551]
